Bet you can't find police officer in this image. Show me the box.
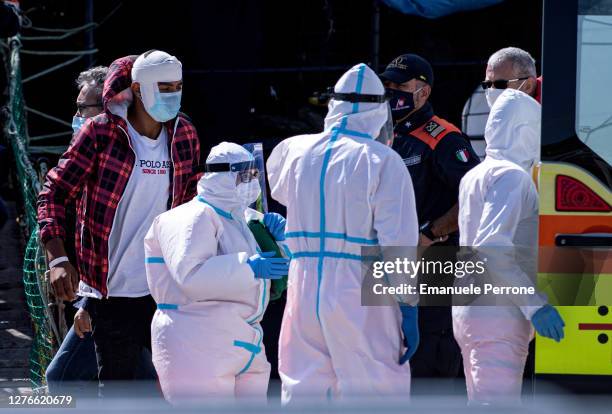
[380,54,480,380]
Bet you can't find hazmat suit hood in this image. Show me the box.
[324,63,390,139]
[197,142,257,213]
[484,88,541,172]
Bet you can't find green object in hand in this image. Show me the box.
[247,219,288,301]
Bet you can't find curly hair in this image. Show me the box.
[75,66,109,94]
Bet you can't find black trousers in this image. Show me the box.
[410,307,462,378]
[89,295,156,395]
[411,245,462,378]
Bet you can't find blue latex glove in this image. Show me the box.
[531,304,565,342]
[399,305,419,365]
[263,212,286,241]
[247,251,289,279]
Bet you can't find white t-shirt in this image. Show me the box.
[79,121,171,298]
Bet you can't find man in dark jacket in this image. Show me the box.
[380,54,480,380]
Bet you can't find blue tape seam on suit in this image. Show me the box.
[316,63,367,321]
[197,195,233,220]
[285,231,378,245]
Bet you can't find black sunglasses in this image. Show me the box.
[480,77,529,90]
[76,102,103,112]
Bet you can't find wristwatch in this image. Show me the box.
[419,221,437,241]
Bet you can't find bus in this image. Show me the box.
[535,0,612,392]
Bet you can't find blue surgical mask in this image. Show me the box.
[146,90,182,122]
[72,116,87,133]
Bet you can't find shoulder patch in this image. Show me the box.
[455,148,470,163]
[423,120,446,138]
[409,116,461,150]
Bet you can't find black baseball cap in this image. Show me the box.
[379,54,434,86]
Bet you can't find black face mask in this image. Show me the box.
[386,88,418,122]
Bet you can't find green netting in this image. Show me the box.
[23,229,55,388]
[2,37,58,389]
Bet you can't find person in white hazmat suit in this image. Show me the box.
[453,88,565,404]
[267,63,420,403]
[144,142,290,403]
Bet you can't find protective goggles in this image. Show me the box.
[324,87,391,103]
[480,77,529,90]
[201,161,259,183]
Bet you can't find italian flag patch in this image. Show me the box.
[456,149,469,162]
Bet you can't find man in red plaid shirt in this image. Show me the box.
[37,51,200,394]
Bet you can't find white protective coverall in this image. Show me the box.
[144,142,271,403]
[453,88,545,404]
[267,63,419,402]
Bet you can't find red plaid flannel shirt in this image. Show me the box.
[37,56,200,297]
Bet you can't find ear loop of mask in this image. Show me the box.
[516,79,527,93]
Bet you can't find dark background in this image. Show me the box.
[4,0,543,380]
[16,0,542,159]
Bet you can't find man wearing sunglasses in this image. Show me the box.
[483,47,541,108]
[71,66,108,132]
[380,54,480,381]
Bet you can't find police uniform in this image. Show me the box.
[381,54,480,379]
[393,102,479,244]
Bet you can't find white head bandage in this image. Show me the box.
[131,50,182,119]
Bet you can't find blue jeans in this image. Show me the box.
[46,326,157,395]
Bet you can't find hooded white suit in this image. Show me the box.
[453,89,545,404]
[144,142,271,403]
[267,63,419,403]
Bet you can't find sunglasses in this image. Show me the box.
[480,77,529,90]
[76,102,103,112]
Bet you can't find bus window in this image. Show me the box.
[576,1,612,165]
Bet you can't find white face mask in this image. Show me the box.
[236,180,261,206]
[485,88,504,109]
[486,79,528,109]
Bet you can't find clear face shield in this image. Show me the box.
[202,160,259,182]
[203,160,262,206]
[327,88,395,147]
[230,160,260,184]
[376,102,395,147]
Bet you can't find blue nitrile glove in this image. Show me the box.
[263,212,286,241]
[247,251,289,279]
[399,305,419,365]
[531,304,565,342]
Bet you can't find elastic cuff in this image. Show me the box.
[520,305,543,321]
